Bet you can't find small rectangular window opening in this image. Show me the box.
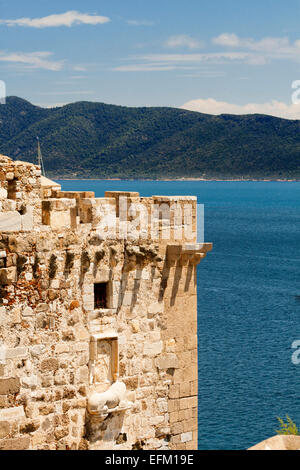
[94,282,108,309]
[7,179,17,200]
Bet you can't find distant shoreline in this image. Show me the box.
[53,177,300,182]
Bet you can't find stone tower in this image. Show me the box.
[0,155,212,450]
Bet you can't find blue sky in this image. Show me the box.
[1,0,300,117]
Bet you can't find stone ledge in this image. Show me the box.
[248,434,300,451]
[167,242,213,265]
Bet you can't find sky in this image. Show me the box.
[1,0,300,118]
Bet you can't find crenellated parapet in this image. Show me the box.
[0,157,200,248]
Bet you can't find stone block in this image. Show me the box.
[22,306,33,317]
[0,306,6,326]
[30,345,46,357]
[50,210,71,230]
[0,421,10,439]
[0,406,25,421]
[21,206,33,231]
[149,416,164,426]
[0,436,30,450]
[41,358,59,371]
[0,377,21,395]
[54,370,67,386]
[0,188,7,199]
[171,421,184,435]
[21,375,38,390]
[155,353,179,370]
[168,411,178,424]
[5,347,28,360]
[179,381,191,398]
[156,398,168,413]
[0,267,16,285]
[143,341,163,357]
[168,399,179,413]
[181,431,193,443]
[169,384,180,399]
[55,343,70,354]
[0,212,21,232]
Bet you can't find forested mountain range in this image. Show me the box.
[0,96,299,179]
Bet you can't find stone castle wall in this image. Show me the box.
[0,155,211,450]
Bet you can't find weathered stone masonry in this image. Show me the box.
[0,155,212,450]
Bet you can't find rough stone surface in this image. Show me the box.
[249,435,300,451]
[0,155,212,450]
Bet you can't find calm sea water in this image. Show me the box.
[57,180,300,450]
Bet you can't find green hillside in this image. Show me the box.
[0,96,299,179]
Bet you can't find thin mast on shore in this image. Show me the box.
[36,137,46,177]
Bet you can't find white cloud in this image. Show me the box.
[69,75,88,80]
[113,52,252,72]
[0,51,63,70]
[180,71,226,78]
[37,102,67,108]
[181,98,300,119]
[213,33,289,52]
[54,78,88,85]
[141,52,249,62]
[114,63,198,72]
[0,11,110,28]
[127,20,154,26]
[37,91,94,96]
[165,35,204,50]
[213,33,240,47]
[114,64,178,72]
[72,65,87,72]
[113,33,300,75]
[212,33,300,61]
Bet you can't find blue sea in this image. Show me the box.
[57,179,300,450]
